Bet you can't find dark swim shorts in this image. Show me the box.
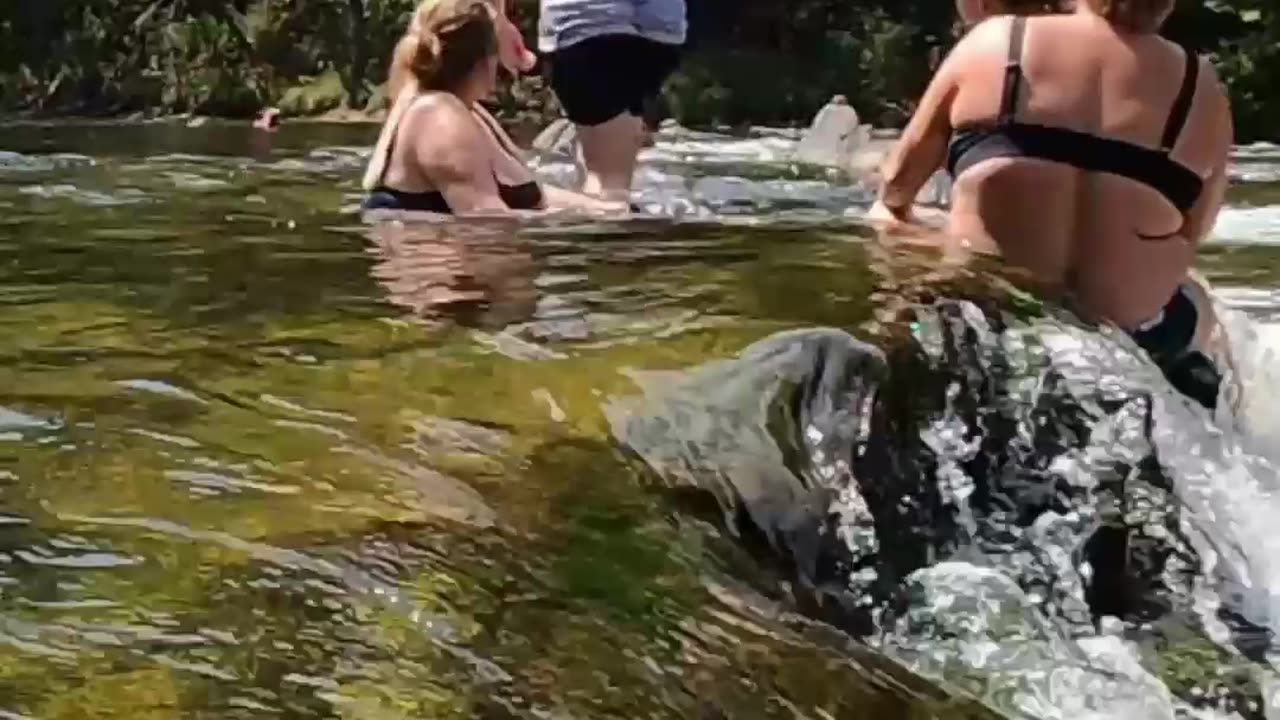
[1128,283,1223,411]
[546,34,682,127]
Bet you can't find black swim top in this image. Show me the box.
[946,17,1204,213]
[363,104,544,214]
[364,181,544,214]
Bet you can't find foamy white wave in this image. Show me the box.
[642,127,1276,176]
[1215,299,1280,452]
[1032,309,1280,667]
[1211,206,1280,244]
[142,153,236,165]
[642,130,799,165]
[0,151,95,173]
[881,561,1179,720]
[18,184,150,207]
[1231,163,1280,184]
[1215,286,1280,316]
[1233,142,1280,159]
[690,176,863,211]
[746,126,804,140]
[263,147,371,174]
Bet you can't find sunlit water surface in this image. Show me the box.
[0,121,1279,720]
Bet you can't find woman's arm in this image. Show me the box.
[1181,61,1234,247]
[491,0,537,74]
[406,97,511,215]
[468,104,626,214]
[872,45,963,222]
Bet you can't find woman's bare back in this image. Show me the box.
[944,13,1230,329]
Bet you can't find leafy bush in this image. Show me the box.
[1211,8,1280,142]
[0,0,1275,141]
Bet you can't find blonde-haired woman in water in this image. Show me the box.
[362,0,619,216]
[872,0,1234,412]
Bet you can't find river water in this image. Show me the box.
[0,121,1279,720]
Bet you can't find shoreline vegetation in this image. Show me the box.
[0,1,1277,141]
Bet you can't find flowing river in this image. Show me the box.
[1,120,1279,720]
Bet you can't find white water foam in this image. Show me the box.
[1033,295,1280,720]
[1212,207,1280,245]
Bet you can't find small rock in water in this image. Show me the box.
[795,95,868,168]
[531,118,578,157]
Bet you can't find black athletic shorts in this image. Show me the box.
[1128,283,1223,411]
[546,34,682,127]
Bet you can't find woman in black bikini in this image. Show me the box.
[871,0,1234,411]
[362,0,620,216]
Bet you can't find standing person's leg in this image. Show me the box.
[576,112,645,199]
[547,34,681,200]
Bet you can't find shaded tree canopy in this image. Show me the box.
[0,0,1276,140]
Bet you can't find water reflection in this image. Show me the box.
[366,221,538,329]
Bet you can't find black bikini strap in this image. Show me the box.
[375,91,419,188]
[471,106,525,162]
[998,16,1028,124]
[1160,45,1199,151]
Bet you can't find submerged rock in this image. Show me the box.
[607,300,1274,718]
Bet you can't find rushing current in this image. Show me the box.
[0,119,1279,720]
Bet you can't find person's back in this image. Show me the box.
[945,12,1229,330]
[873,0,1233,410]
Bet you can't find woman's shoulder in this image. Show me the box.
[401,92,484,142]
[403,91,472,122]
[952,14,1032,61]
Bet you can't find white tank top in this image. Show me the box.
[538,0,687,53]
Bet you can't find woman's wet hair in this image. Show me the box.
[388,0,498,98]
[1081,0,1174,32]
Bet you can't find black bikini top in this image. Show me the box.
[363,181,544,214]
[946,16,1204,214]
[364,103,544,214]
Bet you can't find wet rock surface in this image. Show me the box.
[795,95,867,169]
[608,300,1274,718]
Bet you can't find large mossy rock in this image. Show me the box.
[278,69,346,117]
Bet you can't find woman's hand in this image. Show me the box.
[867,199,918,229]
[496,12,537,74]
[866,201,973,270]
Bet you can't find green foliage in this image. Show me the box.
[1210,8,1280,142]
[277,69,349,115]
[0,0,1277,139]
[0,0,267,115]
